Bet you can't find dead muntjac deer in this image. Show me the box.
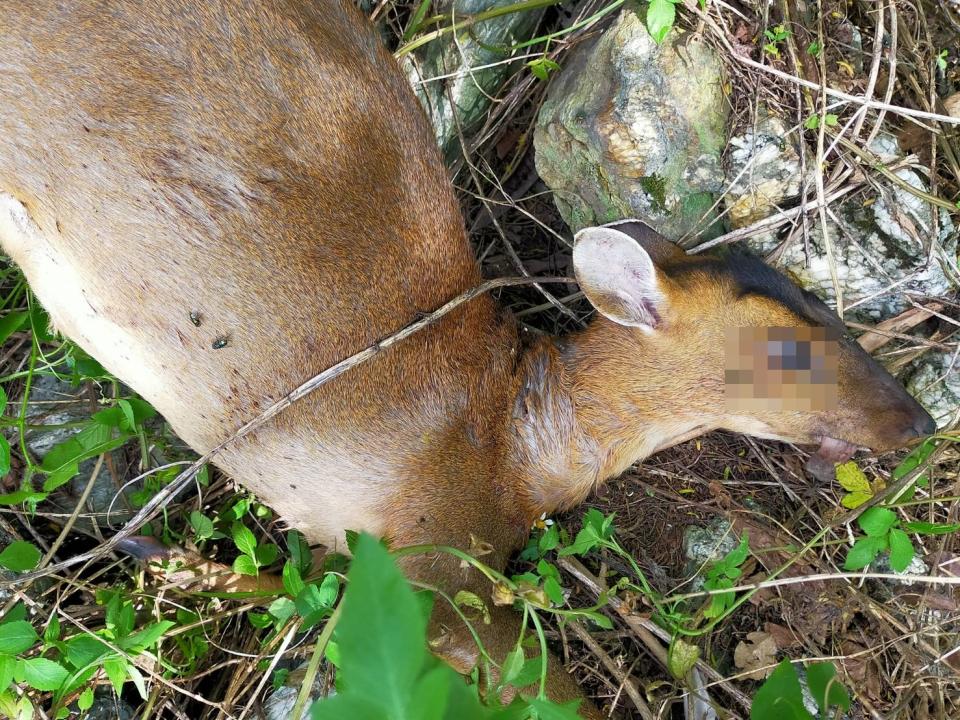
[0,0,936,714]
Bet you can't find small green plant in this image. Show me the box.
[527,57,561,81]
[936,49,949,72]
[751,659,850,720]
[762,24,791,57]
[646,0,680,44]
[803,113,838,130]
[0,591,173,719]
[701,535,750,619]
[806,41,822,57]
[844,506,960,572]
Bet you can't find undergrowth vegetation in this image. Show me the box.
[0,0,959,718]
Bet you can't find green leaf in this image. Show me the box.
[750,660,813,719]
[64,635,111,668]
[0,655,15,693]
[887,528,915,573]
[892,438,937,480]
[502,646,525,686]
[189,511,214,541]
[858,507,898,537]
[804,114,820,130]
[282,561,306,597]
[121,620,175,653]
[315,573,340,608]
[331,533,427,712]
[103,657,128,694]
[268,597,297,624]
[0,541,41,572]
[646,0,676,43]
[232,555,258,576]
[0,621,38,655]
[126,663,148,699]
[15,657,69,692]
[255,543,279,567]
[538,524,559,553]
[805,662,851,714]
[0,436,10,478]
[43,616,59,645]
[231,523,258,559]
[903,521,960,535]
[844,535,886,571]
[0,386,7,418]
[78,687,94,712]
[722,534,750,567]
[287,531,313,575]
[836,462,870,493]
[310,694,385,720]
[0,311,28,345]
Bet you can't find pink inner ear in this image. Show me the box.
[573,226,663,329]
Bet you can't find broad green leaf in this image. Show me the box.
[232,555,258,576]
[0,311,28,345]
[310,694,385,720]
[511,655,545,689]
[189,511,214,541]
[501,646,525,686]
[844,535,887,571]
[0,621,38,655]
[805,662,851,714]
[0,541,41,572]
[646,0,676,43]
[543,577,564,606]
[0,488,46,506]
[231,523,258,559]
[255,543,278,567]
[282,562,306,597]
[750,659,813,719]
[0,604,26,625]
[858,507,898,537]
[122,620,175,653]
[841,490,872,509]
[722,535,750,567]
[268,597,296,624]
[287,531,313,575]
[892,439,937,480]
[0,654,15,692]
[0,387,7,418]
[77,688,94,711]
[15,657,69,691]
[64,635,111,668]
[0,436,11,477]
[887,528,915,573]
[103,657,128,694]
[538,524,559,553]
[315,573,340,607]
[332,533,427,712]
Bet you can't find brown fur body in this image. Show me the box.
[0,1,934,714]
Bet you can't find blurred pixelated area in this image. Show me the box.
[725,326,839,412]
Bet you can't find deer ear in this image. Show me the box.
[572,226,664,331]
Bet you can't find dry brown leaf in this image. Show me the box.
[734,630,778,680]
